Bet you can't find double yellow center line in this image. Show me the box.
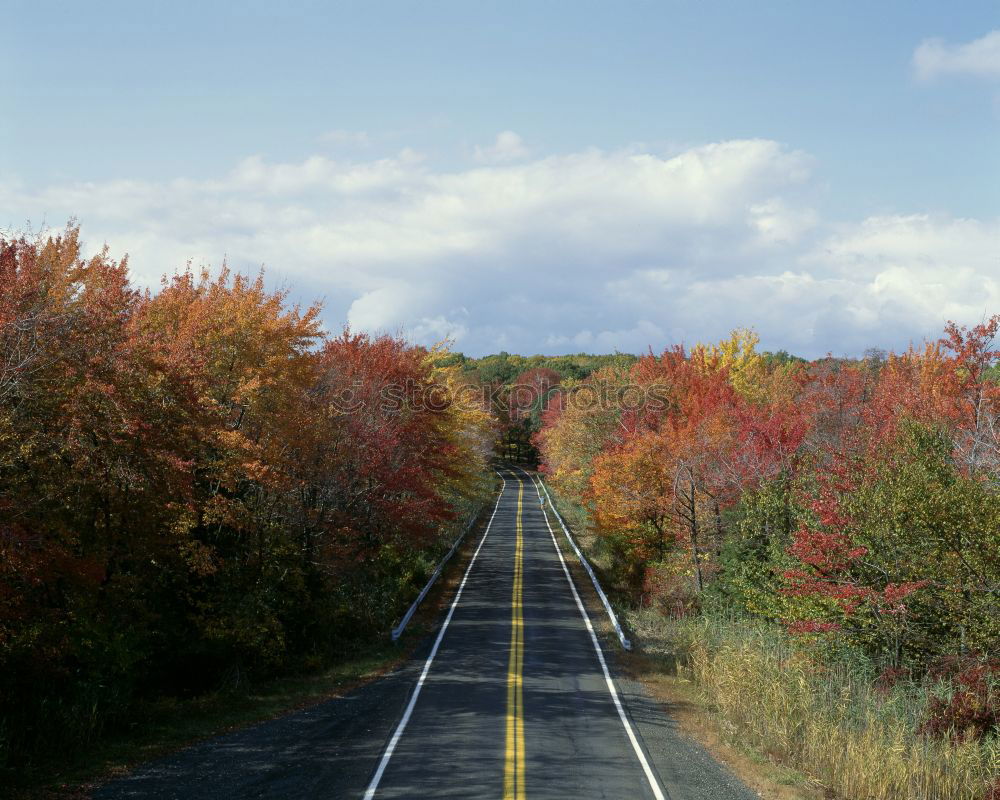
[504,481,526,799]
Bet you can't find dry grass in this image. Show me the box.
[630,610,1000,800]
[620,650,830,800]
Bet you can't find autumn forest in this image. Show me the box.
[1,227,998,797]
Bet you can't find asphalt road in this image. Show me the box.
[97,469,757,800]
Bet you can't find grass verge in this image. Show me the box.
[618,649,828,800]
[630,610,999,800]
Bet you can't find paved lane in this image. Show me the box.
[96,470,757,800]
[366,469,663,799]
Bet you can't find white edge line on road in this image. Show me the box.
[522,469,667,800]
[525,468,631,650]
[363,472,508,800]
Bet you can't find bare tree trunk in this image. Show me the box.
[712,496,723,553]
[673,464,703,593]
[688,471,703,593]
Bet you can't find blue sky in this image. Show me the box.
[2,1,998,357]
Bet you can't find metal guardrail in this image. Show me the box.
[526,469,632,651]
[390,510,481,642]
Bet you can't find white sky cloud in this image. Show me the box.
[913,29,1000,81]
[1,139,995,358]
[473,131,530,163]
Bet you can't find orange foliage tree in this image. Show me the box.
[536,324,1000,670]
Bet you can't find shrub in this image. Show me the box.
[922,661,1000,741]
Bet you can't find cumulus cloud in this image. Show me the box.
[748,199,818,246]
[0,139,995,358]
[913,29,1000,81]
[473,131,530,163]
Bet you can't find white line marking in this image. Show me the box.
[522,470,667,800]
[363,473,508,800]
[527,469,631,649]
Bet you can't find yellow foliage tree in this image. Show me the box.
[425,346,495,506]
[691,328,767,403]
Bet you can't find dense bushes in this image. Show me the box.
[0,227,493,772]
[921,660,1000,742]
